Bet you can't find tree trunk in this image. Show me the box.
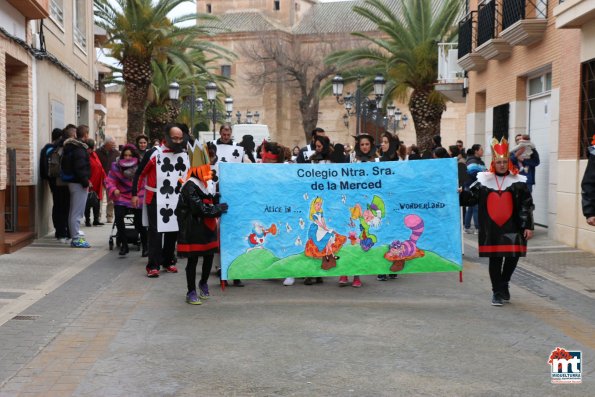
[409,88,446,154]
[299,96,320,142]
[123,57,153,144]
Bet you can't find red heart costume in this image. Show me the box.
[461,137,534,257]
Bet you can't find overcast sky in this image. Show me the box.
[99,0,351,67]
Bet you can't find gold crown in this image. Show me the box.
[491,137,509,159]
[187,140,210,168]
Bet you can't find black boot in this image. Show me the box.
[85,219,92,227]
[119,244,129,256]
[141,245,148,257]
[93,219,105,226]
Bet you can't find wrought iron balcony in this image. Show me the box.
[500,0,548,46]
[476,0,512,60]
[457,12,488,72]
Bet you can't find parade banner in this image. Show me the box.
[219,159,462,280]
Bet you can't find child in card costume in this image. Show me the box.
[461,137,534,306]
[176,142,228,305]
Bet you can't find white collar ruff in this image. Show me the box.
[476,172,526,191]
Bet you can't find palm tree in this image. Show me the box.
[145,55,232,141]
[325,0,461,152]
[94,0,229,143]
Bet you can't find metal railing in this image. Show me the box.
[5,149,17,232]
[502,0,548,31]
[438,43,464,82]
[477,0,497,47]
[458,11,477,59]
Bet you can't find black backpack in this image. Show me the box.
[46,146,62,178]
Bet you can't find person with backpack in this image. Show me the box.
[62,125,92,248]
[40,127,70,242]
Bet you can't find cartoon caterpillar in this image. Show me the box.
[384,214,425,271]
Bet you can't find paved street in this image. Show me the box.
[0,224,593,396]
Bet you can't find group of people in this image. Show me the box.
[43,120,595,307]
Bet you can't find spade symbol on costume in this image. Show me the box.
[161,157,174,173]
[160,180,174,196]
[175,157,187,172]
[221,157,227,162]
[160,207,174,223]
[232,149,240,159]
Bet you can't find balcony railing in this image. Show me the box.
[458,12,476,59]
[477,0,497,47]
[502,0,548,30]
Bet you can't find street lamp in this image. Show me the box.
[385,103,409,133]
[169,81,232,140]
[224,97,234,123]
[168,82,205,136]
[205,82,218,140]
[235,110,260,124]
[332,73,386,136]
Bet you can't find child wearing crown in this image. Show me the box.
[176,141,229,305]
[461,137,535,306]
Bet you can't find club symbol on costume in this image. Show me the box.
[295,236,302,246]
[175,157,187,176]
[298,218,305,229]
[286,223,292,233]
[160,180,174,198]
[232,149,240,159]
[175,180,182,194]
[160,207,174,223]
[160,157,174,176]
[220,157,227,162]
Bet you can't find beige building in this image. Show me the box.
[454,0,595,252]
[192,0,465,148]
[0,0,97,251]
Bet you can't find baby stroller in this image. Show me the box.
[108,210,141,251]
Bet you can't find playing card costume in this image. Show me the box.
[132,128,189,277]
[175,141,228,304]
[461,137,534,305]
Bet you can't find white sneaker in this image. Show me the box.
[283,277,295,286]
[464,228,473,234]
[58,238,69,244]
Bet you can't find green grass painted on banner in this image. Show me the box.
[227,244,461,279]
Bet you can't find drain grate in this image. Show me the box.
[11,315,40,321]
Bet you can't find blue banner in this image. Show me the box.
[219,159,462,280]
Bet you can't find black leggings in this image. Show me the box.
[488,256,519,293]
[185,254,214,293]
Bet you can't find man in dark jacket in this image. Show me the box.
[96,136,120,223]
[62,125,91,248]
[582,143,595,226]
